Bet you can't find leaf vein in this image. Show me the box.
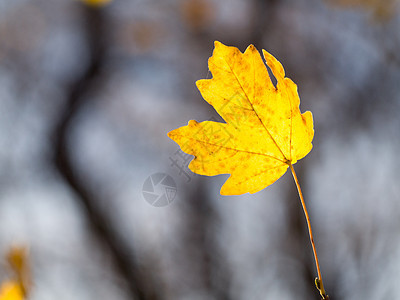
[172,134,286,163]
[221,52,287,160]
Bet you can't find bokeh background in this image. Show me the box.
[1,0,400,299]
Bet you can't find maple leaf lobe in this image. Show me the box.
[168,41,314,195]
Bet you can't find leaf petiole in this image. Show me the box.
[289,164,328,300]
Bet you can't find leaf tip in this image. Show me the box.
[214,40,225,50]
[262,49,285,80]
[246,44,257,53]
[188,119,199,127]
[195,79,207,89]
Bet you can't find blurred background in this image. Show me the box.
[0,0,400,299]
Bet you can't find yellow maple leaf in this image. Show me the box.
[168,41,314,195]
[0,247,31,300]
[0,281,24,300]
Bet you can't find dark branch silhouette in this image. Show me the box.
[181,182,232,300]
[52,5,160,300]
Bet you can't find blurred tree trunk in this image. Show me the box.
[52,5,161,300]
